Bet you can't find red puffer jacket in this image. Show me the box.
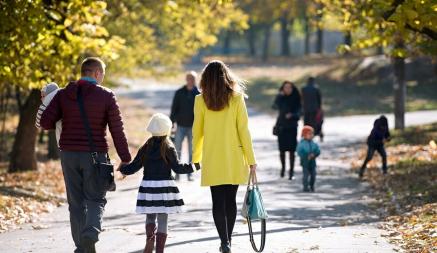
[40,79,131,162]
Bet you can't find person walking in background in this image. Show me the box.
[297,126,321,192]
[192,60,257,253]
[170,71,200,181]
[39,57,131,253]
[301,77,324,142]
[272,81,301,180]
[359,115,390,178]
[35,82,62,146]
[119,113,199,253]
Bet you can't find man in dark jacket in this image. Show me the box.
[301,77,324,141]
[40,57,131,252]
[170,71,200,181]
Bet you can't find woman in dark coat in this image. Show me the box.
[273,81,302,180]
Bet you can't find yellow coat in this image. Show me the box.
[192,93,257,186]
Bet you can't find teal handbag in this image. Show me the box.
[242,171,267,252]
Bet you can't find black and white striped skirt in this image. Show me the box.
[136,180,184,214]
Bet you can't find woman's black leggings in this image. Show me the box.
[280,151,295,177]
[210,184,239,244]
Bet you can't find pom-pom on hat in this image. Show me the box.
[147,113,172,137]
[301,125,314,137]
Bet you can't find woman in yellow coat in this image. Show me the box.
[192,60,257,253]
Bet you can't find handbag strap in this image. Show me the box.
[247,218,266,252]
[76,86,98,162]
[247,170,258,187]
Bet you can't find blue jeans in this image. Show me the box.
[174,126,193,179]
[302,166,316,191]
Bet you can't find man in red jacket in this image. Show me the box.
[40,57,131,253]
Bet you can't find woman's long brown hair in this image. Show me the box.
[137,136,174,165]
[200,60,246,111]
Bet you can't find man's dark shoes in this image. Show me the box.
[303,188,310,192]
[219,241,231,253]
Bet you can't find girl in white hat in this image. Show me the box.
[119,113,199,253]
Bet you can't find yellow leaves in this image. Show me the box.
[404,9,418,21]
[337,44,351,55]
[429,140,437,149]
[93,0,107,11]
[3,66,11,73]
[64,18,73,27]
[383,204,437,252]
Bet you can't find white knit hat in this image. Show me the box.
[146,113,172,137]
[41,82,59,95]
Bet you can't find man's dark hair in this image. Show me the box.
[81,57,106,76]
[307,76,315,85]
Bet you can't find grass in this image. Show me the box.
[237,56,437,117]
[389,122,437,146]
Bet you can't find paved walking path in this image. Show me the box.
[2,82,437,253]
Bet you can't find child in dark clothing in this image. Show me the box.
[359,115,391,178]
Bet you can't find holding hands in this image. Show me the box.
[116,162,128,180]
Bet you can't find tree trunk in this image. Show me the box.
[315,5,324,54]
[344,31,352,47]
[377,28,384,55]
[280,15,291,56]
[393,41,406,130]
[246,21,257,57]
[304,16,310,55]
[315,27,323,54]
[8,89,41,172]
[433,57,437,77]
[262,23,272,62]
[377,46,384,55]
[47,130,59,159]
[222,30,231,55]
[0,87,9,161]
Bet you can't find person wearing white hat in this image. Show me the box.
[119,113,200,253]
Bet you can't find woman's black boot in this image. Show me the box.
[219,241,231,253]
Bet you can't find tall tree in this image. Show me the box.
[320,0,437,130]
[1,0,247,172]
[279,14,291,56]
[1,0,122,172]
[315,4,324,54]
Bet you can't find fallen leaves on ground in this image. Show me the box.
[0,160,65,233]
[349,136,437,252]
[381,203,437,253]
